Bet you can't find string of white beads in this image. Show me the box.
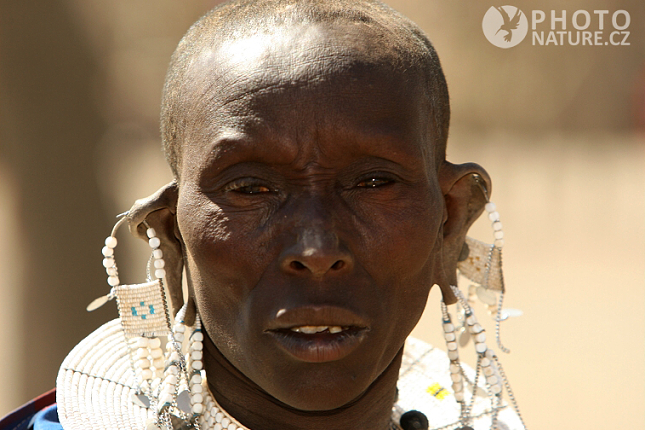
[484,201,514,354]
[158,360,179,413]
[102,223,169,287]
[129,336,164,384]
[153,307,188,418]
[485,202,504,249]
[189,316,205,416]
[149,338,164,381]
[441,302,464,402]
[172,321,186,349]
[146,228,166,280]
[453,287,504,397]
[200,391,246,430]
[102,236,119,287]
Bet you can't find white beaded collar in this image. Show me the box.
[56,320,521,429]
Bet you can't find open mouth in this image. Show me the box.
[267,325,367,363]
[265,306,370,363]
[288,325,349,334]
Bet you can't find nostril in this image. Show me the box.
[331,260,344,270]
[290,261,307,271]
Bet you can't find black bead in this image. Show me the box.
[399,410,429,430]
[456,427,474,430]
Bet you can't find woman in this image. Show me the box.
[2,1,524,429]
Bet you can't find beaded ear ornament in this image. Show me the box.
[440,175,526,430]
[454,175,523,353]
[86,214,248,430]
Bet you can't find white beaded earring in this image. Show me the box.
[455,176,522,352]
[89,216,172,408]
[87,213,250,430]
[440,174,526,430]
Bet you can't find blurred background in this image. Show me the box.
[0,0,643,428]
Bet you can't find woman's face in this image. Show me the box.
[175,25,446,411]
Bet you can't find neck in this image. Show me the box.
[203,339,402,430]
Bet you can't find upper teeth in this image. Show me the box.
[291,326,345,334]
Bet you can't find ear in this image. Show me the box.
[434,162,491,304]
[125,180,192,321]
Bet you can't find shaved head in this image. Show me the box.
[161,0,450,178]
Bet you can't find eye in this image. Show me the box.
[356,176,394,188]
[225,178,274,194]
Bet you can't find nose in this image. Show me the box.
[279,222,354,278]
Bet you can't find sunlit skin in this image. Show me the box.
[128,19,490,430]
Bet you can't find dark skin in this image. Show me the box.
[128,22,490,430]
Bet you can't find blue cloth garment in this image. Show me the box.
[31,405,62,430]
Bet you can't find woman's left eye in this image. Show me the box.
[235,185,271,194]
[356,177,394,188]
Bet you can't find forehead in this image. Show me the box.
[185,20,429,110]
[178,22,434,172]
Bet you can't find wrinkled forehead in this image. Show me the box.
[182,21,428,116]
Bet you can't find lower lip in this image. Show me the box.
[267,329,367,363]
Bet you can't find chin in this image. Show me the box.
[251,343,399,412]
[267,369,373,412]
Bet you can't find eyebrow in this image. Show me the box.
[207,135,261,169]
[197,125,428,179]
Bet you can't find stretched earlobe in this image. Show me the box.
[433,240,458,305]
[126,180,179,240]
[125,180,187,319]
[435,162,491,304]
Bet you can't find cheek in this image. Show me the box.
[176,184,283,357]
[356,187,442,287]
[177,188,232,280]
[385,232,437,328]
[176,187,250,336]
[364,201,441,398]
[366,188,443,328]
[344,188,442,381]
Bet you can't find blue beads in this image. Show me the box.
[131,302,155,319]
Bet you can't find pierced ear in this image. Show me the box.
[435,162,491,304]
[125,181,187,319]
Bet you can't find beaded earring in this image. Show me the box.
[87,214,250,430]
[441,178,527,430]
[455,178,522,352]
[89,216,174,412]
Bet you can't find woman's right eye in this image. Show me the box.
[224,179,274,194]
